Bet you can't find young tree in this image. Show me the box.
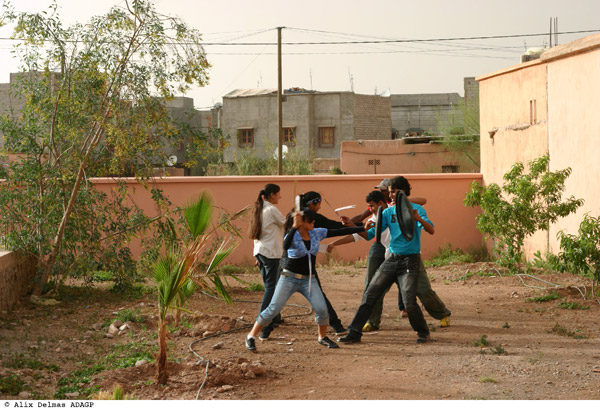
[0,0,216,293]
[551,214,600,297]
[464,154,583,273]
[154,192,239,385]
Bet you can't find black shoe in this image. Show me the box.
[259,328,271,341]
[245,336,256,351]
[273,317,284,328]
[337,332,361,343]
[333,325,347,335]
[318,336,339,349]
[416,334,430,344]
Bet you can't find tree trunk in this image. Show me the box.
[156,321,168,385]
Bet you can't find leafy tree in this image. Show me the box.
[551,214,600,296]
[464,154,583,273]
[153,192,238,385]
[0,0,216,293]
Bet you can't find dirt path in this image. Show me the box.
[1,262,599,400]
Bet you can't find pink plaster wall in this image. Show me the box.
[92,174,484,266]
[477,33,600,259]
[340,140,480,174]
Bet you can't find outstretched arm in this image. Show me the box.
[326,235,356,253]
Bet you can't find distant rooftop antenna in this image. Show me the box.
[309,68,313,89]
[348,69,354,92]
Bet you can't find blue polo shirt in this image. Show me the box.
[366,202,432,255]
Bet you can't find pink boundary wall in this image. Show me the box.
[92,174,484,266]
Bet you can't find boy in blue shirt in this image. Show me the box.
[338,176,435,344]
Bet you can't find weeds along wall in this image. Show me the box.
[91,174,484,266]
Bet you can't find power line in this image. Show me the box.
[0,29,598,46]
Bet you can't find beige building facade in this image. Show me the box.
[477,33,600,259]
[221,89,391,164]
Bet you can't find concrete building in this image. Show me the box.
[221,88,391,168]
[477,33,600,260]
[391,77,479,136]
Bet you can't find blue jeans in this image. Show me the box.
[255,254,282,331]
[257,275,329,327]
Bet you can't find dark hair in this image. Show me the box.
[390,176,411,196]
[366,190,386,204]
[301,191,321,208]
[249,183,280,240]
[283,209,316,232]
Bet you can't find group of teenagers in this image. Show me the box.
[245,176,451,351]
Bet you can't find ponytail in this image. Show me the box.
[249,183,280,239]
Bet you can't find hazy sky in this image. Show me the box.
[1,0,599,109]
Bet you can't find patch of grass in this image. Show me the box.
[550,323,588,339]
[557,300,590,310]
[0,374,26,395]
[54,342,155,399]
[3,353,59,371]
[479,377,497,383]
[245,281,264,292]
[490,345,507,355]
[502,322,510,329]
[110,283,155,300]
[115,309,145,323]
[473,334,490,347]
[425,244,475,267]
[90,270,115,282]
[526,292,560,303]
[528,352,544,364]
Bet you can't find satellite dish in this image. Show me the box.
[272,145,288,160]
[379,89,391,97]
[166,155,177,167]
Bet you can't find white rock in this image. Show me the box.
[135,359,148,367]
[212,342,223,350]
[250,362,267,376]
[18,391,31,399]
[119,323,129,331]
[104,333,114,339]
[108,323,119,335]
[64,392,80,398]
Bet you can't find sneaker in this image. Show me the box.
[439,316,450,328]
[318,336,339,349]
[245,336,256,351]
[333,325,348,335]
[259,328,271,341]
[273,317,284,328]
[416,334,430,344]
[362,322,379,332]
[337,332,361,344]
[400,310,408,318]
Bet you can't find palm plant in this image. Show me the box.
[153,191,239,385]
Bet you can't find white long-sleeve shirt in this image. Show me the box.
[253,201,286,259]
[352,206,391,258]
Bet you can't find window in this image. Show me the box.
[237,128,254,147]
[442,165,460,173]
[319,127,335,148]
[283,127,296,146]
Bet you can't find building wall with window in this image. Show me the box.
[477,33,600,260]
[221,89,391,163]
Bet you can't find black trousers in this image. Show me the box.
[348,253,429,338]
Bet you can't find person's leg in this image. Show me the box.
[364,243,388,329]
[298,277,338,348]
[314,274,345,333]
[246,276,297,350]
[416,259,451,322]
[255,255,282,337]
[397,255,430,342]
[340,258,399,342]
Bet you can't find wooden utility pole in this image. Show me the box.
[277,27,283,175]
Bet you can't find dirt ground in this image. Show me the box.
[1,261,599,400]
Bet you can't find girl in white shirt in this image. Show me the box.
[249,184,286,340]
